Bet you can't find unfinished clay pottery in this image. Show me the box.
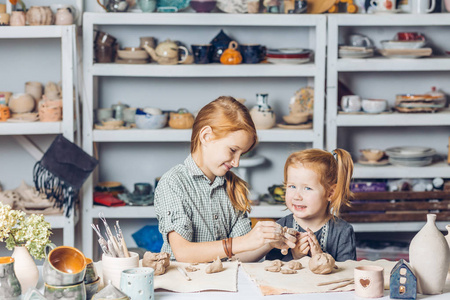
[38,100,62,122]
[54,7,73,25]
[10,11,26,26]
[0,105,10,122]
[409,214,450,295]
[168,110,194,129]
[26,6,54,25]
[25,81,43,109]
[9,93,35,114]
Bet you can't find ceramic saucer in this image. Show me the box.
[358,157,390,166]
[277,122,312,129]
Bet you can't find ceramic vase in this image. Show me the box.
[54,8,73,25]
[10,11,25,26]
[250,93,276,129]
[26,6,54,25]
[0,257,21,300]
[409,214,450,295]
[11,246,39,294]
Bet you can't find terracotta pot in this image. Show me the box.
[9,93,35,114]
[0,105,10,122]
[409,214,450,295]
[26,6,54,26]
[12,246,39,294]
[168,112,194,129]
[39,102,62,122]
[54,7,73,25]
[10,11,26,26]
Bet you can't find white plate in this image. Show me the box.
[385,146,435,158]
[389,157,433,167]
[339,52,374,59]
[381,40,426,50]
[267,57,310,64]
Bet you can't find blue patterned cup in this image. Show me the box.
[239,44,266,64]
[191,44,212,64]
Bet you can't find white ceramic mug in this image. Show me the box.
[411,0,435,14]
[349,34,372,47]
[370,0,396,13]
[354,265,384,298]
[341,95,362,112]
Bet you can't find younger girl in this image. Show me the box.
[266,148,356,262]
[155,96,295,263]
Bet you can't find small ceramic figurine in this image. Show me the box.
[390,259,417,300]
[220,41,242,65]
[143,40,189,65]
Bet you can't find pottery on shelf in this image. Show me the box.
[143,40,188,65]
[0,105,10,122]
[10,11,26,26]
[9,93,35,114]
[168,109,194,129]
[38,100,62,122]
[250,93,276,129]
[409,214,450,295]
[26,6,54,26]
[44,82,61,101]
[54,7,73,25]
[220,41,242,65]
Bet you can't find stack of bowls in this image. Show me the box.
[43,245,87,300]
[385,146,436,167]
[84,258,100,300]
[116,47,149,64]
[266,48,312,64]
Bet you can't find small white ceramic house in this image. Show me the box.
[390,259,417,300]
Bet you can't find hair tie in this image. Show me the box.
[332,150,338,162]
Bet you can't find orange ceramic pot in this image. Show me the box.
[38,101,62,122]
[168,112,194,129]
[0,105,10,121]
[220,41,242,65]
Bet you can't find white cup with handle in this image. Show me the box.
[341,95,362,113]
[411,0,435,14]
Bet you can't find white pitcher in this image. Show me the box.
[411,0,435,14]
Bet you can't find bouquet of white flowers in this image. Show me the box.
[0,203,52,259]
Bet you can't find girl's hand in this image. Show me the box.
[306,228,323,256]
[269,227,297,251]
[291,232,310,260]
[244,221,285,251]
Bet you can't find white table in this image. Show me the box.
[36,266,450,300]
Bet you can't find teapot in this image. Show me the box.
[143,40,188,65]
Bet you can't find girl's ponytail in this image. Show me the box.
[329,148,354,216]
[225,171,252,213]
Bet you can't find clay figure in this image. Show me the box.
[185,265,199,272]
[205,257,224,274]
[142,251,170,275]
[309,253,336,275]
[264,266,281,272]
[281,269,297,274]
[266,259,284,267]
[287,260,302,270]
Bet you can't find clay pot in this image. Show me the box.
[168,112,194,129]
[25,81,43,109]
[26,6,54,26]
[220,41,242,65]
[38,100,62,122]
[54,7,73,25]
[10,11,26,26]
[250,93,276,129]
[0,105,10,122]
[9,93,35,114]
[409,214,450,295]
[44,81,61,100]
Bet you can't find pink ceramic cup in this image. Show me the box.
[354,265,384,298]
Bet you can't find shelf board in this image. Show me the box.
[90,63,317,77]
[0,25,74,38]
[45,213,79,229]
[351,221,448,233]
[93,128,315,143]
[0,122,63,135]
[331,13,450,26]
[336,57,450,72]
[89,203,291,219]
[353,161,449,179]
[336,110,450,127]
[84,12,324,26]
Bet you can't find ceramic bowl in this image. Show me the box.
[360,149,384,162]
[117,49,149,60]
[43,246,87,286]
[361,99,387,113]
[190,0,216,12]
[282,112,309,124]
[44,282,86,300]
[135,110,168,129]
[380,40,426,49]
[85,277,100,300]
